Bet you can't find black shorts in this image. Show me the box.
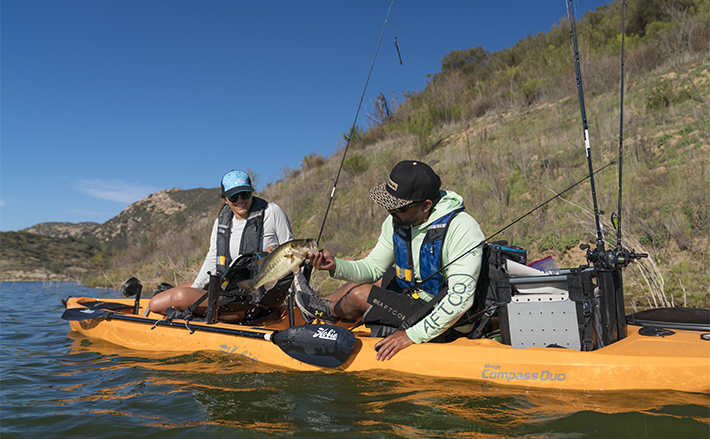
[364,267,427,327]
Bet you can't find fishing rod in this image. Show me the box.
[315,0,395,247]
[564,0,644,272]
[564,0,643,348]
[414,161,616,289]
[565,0,605,252]
[613,0,627,248]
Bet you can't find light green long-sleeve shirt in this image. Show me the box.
[332,190,484,344]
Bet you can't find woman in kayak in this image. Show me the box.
[148,169,294,321]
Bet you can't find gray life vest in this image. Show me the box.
[215,196,269,276]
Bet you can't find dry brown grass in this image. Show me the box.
[103,2,710,307]
[260,54,710,308]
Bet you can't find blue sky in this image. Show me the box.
[1,0,610,232]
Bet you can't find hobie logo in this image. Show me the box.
[314,327,338,341]
[80,309,96,314]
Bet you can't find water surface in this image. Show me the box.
[1,282,708,438]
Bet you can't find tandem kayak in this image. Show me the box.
[63,296,710,393]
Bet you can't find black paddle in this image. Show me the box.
[61,308,355,368]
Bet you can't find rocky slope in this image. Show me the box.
[0,187,220,282]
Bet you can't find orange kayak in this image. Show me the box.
[63,296,710,393]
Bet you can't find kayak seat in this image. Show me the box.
[627,307,710,332]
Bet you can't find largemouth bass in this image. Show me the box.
[237,239,316,293]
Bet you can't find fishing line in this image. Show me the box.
[566,0,605,250]
[613,0,627,248]
[414,161,617,289]
[314,0,395,246]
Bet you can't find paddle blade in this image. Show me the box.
[61,308,109,321]
[272,324,355,368]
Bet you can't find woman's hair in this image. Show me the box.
[216,197,228,217]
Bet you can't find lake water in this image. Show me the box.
[1,282,708,438]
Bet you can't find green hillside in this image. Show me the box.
[5,0,708,309]
[259,0,710,310]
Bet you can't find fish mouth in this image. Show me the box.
[291,239,317,257]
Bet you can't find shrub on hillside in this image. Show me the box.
[343,154,368,174]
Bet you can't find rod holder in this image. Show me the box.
[121,277,143,315]
[206,272,221,324]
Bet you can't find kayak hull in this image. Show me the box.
[64,296,710,393]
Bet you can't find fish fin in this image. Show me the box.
[255,257,267,269]
[264,280,277,291]
[237,280,255,293]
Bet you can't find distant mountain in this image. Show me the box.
[86,187,221,251]
[1,187,221,282]
[0,231,101,282]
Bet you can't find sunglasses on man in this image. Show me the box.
[392,201,421,213]
[228,191,252,203]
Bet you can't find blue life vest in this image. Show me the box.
[393,207,464,295]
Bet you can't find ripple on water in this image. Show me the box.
[1,282,708,438]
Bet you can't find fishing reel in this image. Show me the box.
[580,243,647,271]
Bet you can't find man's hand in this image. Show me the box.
[309,249,337,272]
[374,330,414,361]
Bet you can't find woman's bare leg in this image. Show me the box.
[148,282,200,314]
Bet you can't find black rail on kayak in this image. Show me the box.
[62,307,355,368]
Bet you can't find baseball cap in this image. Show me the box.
[221,170,254,198]
[369,160,441,210]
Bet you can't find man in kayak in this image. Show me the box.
[149,169,294,321]
[296,160,485,360]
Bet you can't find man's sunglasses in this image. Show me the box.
[228,191,252,203]
[392,201,420,213]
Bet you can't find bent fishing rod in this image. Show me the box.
[315,0,395,247]
[413,161,617,290]
[299,0,394,286]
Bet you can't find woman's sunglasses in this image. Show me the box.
[228,191,252,203]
